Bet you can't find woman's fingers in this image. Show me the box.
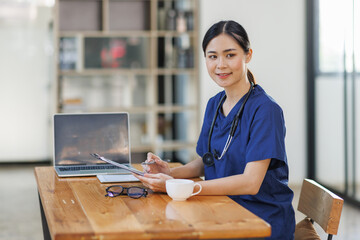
[143,152,171,175]
[141,164,150,173]
[155,157,168,168]
[134,173,173,192]
[144,173,164,179]
[147,152,160,162]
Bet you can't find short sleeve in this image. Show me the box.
[196,95,217,157]
[245,101,286,168]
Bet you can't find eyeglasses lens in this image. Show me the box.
[107,186,123,197]
[128,187,145,199]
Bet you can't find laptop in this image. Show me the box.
[53,112,134,177]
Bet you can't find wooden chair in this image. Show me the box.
[295,179,344,240]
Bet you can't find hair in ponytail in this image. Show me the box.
[247,69,256,85]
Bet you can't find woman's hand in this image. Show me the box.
[142,152,171,175]
[135,173,173,192]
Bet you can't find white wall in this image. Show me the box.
[0,5,53,161]
[199,0,306,185]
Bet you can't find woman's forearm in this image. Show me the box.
[169,157,204,179]
[197,175,257,195]
[168,158,270,196]
[198,159,271,196]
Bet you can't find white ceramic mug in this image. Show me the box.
[165,179,202,201]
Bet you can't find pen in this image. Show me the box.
[141,161,156,165]
[140,159,171,165]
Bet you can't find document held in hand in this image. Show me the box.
[90,153,144,176]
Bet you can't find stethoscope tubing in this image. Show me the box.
[204,82,254,164]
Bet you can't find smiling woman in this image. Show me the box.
[203,27,257,120]
[204,34,252,116]
[135,20,296,240]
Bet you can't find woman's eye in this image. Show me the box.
[208,55,217,60]
[226,53,235,58]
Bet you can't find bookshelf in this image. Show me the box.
[54,0,199,163]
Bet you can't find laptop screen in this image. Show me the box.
[54,113,130,166]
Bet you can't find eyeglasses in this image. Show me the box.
[105,185,148,199]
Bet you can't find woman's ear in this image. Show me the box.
[245,49,253,63]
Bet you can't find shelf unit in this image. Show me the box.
[54,0,200,163]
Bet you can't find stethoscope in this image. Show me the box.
[202,81,254,167]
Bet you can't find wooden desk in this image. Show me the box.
[35,165,271,240]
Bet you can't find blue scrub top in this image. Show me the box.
[196,85,295,240]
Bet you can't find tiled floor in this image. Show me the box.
[0,164,44,240]
[0,164,359,240]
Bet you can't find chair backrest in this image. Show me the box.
[297,179,344,236]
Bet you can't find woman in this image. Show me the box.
[136,20,295,239]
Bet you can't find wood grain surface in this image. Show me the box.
[35,165,271,239]
[297,179,343,235]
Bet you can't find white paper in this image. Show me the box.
[97,174,140,183]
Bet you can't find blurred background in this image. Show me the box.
[0,0,359,239]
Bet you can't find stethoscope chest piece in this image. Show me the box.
[202,152,215,166]
[202,82,254,167]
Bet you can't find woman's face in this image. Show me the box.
[205,34,252,89]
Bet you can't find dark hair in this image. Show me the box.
[202,20,256,84]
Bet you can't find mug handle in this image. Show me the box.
[191,182,202,196]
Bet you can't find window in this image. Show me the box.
[308,0,360,205]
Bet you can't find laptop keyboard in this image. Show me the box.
[58,165,121,172]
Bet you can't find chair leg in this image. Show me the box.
[327,234,333,240]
